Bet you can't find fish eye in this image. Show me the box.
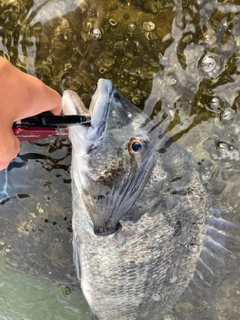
[128,137,144,154]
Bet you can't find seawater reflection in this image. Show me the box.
[0,139,91,319]
[1,0,240,319]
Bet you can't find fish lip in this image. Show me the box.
[87,79,113,141]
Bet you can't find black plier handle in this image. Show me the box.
[12,112,91,141]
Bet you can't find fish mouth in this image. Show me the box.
[87,79,113,141]
[62,78,113,142]
[63,80,118,236]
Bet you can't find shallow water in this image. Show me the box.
[1,0,240,319]
[0,254,90,320]
[0,140,91,319]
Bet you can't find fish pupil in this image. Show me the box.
[132,141,142,153]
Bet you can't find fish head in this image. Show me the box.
[62,79,159,236]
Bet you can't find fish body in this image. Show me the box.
[63,79,208,319]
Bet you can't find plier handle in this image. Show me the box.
[12,112,91,141]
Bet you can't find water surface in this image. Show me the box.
[0,139,90,319]
[1,0,240,319]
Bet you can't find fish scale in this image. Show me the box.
[73,194,205,319]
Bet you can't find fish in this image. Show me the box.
[62,79,239,320]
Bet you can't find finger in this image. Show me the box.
[0,59,62,120]
[44,85,62,115]
[0,124,20,162]
[25,80,62,118]
[0,161,10,170]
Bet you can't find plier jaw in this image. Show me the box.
[12,112,91,141]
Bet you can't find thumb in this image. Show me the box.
[0,123,20,167]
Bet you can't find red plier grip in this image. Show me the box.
[12,127,69,141]
[12,113,91,141]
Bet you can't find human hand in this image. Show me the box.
[0,57,62,170]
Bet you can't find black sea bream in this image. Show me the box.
[62,79,239,320]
